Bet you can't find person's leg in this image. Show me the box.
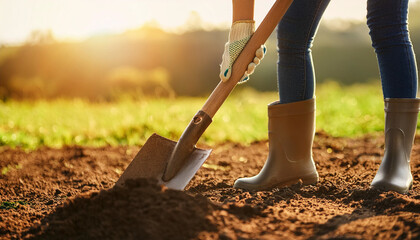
[367,0,418,98]
[367,0,420,193]
[234,0,330,191]
[277,0,330,104]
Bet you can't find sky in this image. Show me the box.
[0,0,414,45]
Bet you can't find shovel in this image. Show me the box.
[115,0,294,190]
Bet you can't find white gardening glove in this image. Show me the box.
[219,20,266,83]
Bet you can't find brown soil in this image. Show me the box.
[1,132,420,240]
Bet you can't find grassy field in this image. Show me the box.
[0,82,412,149]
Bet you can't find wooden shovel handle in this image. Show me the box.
[201,0,294,118]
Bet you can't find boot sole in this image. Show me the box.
[370,181,413,194]
[233,173,319,191]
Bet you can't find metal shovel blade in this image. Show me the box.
[115,133,211,190]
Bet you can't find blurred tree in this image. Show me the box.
[26,30,56,45]
[106,66,174,98]
[184,11,205,32]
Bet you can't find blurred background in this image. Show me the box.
[1,0,420,148]
[1,0,419,100]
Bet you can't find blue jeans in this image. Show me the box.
[277,0,418,104]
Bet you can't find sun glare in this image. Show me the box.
[1,0,417,45]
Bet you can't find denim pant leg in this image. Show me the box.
[277,0,330,104]
[367,0,418,98]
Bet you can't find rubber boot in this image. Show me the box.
[234,98,319,191]
[371,98,420,194]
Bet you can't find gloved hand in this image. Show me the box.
[219,20,266,83]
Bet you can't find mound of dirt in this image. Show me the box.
[26,178,217,240]
[1,132,420,239]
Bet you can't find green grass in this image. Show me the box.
[0,82,414,149]
[316,81,386,136]
[1,164,22,175]
[0,201,28,210]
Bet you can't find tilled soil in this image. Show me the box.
[1,132,420,240]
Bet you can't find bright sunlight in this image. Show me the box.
[0,0,378,45]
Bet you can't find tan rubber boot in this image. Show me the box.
[371,98,420,194]
[234,98,319,191]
